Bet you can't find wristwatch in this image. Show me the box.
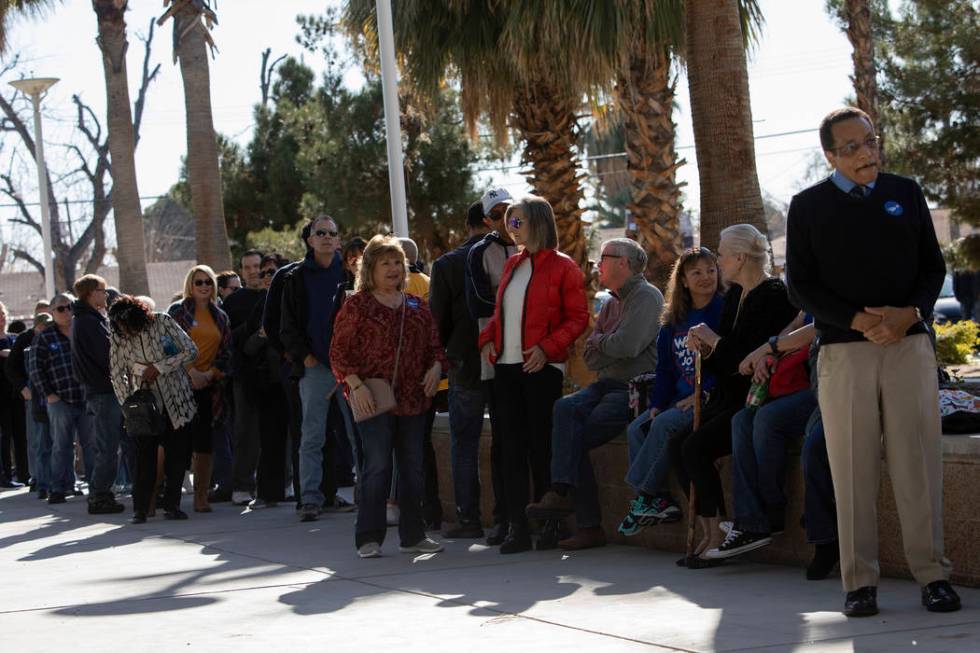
[768,335,779,355]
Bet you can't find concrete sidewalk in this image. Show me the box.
[1,488,978,652]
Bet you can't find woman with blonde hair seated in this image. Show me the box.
[679,224,798,567]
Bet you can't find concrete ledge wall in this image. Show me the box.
[429,415,980,587]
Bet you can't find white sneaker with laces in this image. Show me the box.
[399,537,444,554]
[358,542,382,558]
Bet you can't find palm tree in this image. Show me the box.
[615,43,684,289]
[685,0,767,250]
[0,0,58,53]
[829,0,884,159]
[92,0,149,294]
[345,1,594,269]
[159,0,231,271]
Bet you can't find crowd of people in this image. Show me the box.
[0,107,963,617]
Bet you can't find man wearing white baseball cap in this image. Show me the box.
[480,187,513,217]
[463,186,518,546]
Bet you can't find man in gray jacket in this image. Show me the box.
[527,238,663,549]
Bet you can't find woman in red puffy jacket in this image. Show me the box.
[478,195,589,554]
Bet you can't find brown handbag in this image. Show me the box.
[351,296,406,423]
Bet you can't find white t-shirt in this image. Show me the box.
[498,259,531,364]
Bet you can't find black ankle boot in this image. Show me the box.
[500,525,532,554]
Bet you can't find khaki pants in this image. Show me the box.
[817,333,951,591]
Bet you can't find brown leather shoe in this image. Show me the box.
[526,490,574,520]
[558,527,607,551]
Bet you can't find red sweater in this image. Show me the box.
[478,248,589,364]
[331,292,448,416]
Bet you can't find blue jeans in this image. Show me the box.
[551,380,631,528]
[355,412,426,548]
[24,402,38,486]
[731,389,817,533]
[86,393,123,498]
[625,406,693,496]
[47,400,95,494]
[298,363,353,506]
[447,382,486,523]
[801,409,837,544]
[27,405,52,492]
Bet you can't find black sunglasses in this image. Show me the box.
[54,305,72,313]
[194,278,215,287]
[314,229,339,238]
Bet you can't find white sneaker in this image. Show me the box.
[232,491,253,506]
[386,504,400,526]
[358,542,382,558]
[399,537,444,554]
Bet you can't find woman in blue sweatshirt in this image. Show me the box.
[618,248,723,536]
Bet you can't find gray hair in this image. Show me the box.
[397,238,419,264]
[51,292,75,306]
[720,224,771,274]
[602,238,648,274]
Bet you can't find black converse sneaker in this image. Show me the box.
[704,525,772,559]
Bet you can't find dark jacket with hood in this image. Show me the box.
[70,299,114,396]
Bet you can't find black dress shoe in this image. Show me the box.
[499,529,532,555]
[806,541,840,581]
[486,522,508,546]
[88,498,126,515]
[163,509,189,520]
[922,580,961,613]
[844,586,878,617]
[38,489,49,500]
[47,491,66,504]
[130,512,147,525]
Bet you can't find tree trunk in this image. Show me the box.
[843,0,883,161]
[93,0,150,295]
[512,82,588,270]
[617,44,685,291]
[173,5,231,271]
[685,0,766,250]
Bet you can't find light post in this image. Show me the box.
[9,77,59,299]
[375,0,409,238]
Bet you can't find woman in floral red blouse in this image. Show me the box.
[331,235,448,559]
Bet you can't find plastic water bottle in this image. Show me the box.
[745,379,769,410]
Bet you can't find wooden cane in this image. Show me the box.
[684,351,703,561]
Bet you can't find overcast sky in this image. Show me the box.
[1,0,856,255]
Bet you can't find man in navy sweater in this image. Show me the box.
[786,107,959,617]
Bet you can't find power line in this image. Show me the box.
[473,127,819,173]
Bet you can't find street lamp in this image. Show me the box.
[375,0,409,238]
[9,77,59,300]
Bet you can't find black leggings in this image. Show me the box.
[131,420,191,514]
[493,363,563,529]
[674,400,739,518]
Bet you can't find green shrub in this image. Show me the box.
[935,321,980,366]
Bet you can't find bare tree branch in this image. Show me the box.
[11,248,44,277]
[0,172,40,234]
[134,18,162,147]
[260,47,287,107]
